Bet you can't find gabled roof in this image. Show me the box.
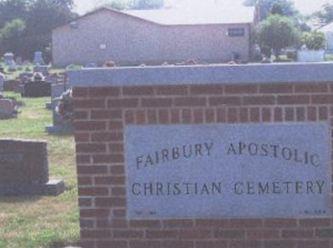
[318,22,333,32]
[124,2,255,25]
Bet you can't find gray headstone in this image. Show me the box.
[33,51,45,65]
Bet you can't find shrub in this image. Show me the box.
[301,31,326,50]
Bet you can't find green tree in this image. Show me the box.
[301,31,326,50]
[257,14,300,58]
[0,18,26,55]
[244,0,297,20]
[314,3,333,24]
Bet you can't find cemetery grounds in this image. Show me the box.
[0,92,80,248]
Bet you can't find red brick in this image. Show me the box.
[264,240,296,248]
[135,110,146,124]
[205,109,215,123]
[91,110,122,119]
[74,110,89,120]
[81,229,111,239]
[80,209,110,218]
[146,230,178,239]
[73,99,105,109]
[75,133,90,142]
[79,187,109,196]
[319,106,328,120]
[229,240,263,248]
[109,143,124,153]
[111,187,126,196]
[285,107,295,121]
[174,97,206,107]
[209,96,241,106]
[156,85,188,95]
[195,219,229,227]
[250,108,260,122]
[227,108,238,122]
[110,165,125,174]
[217,108,226,122]
[193,109,204,123]
[129,241,161,248]
[147,109,158,123]
[123,86,154,95]
[215,229,245,239]
[76,143,106,153]
[239,108,249,122]
[295,84,328,93]
[76,154,91,164]
[296,107,305,121]
[296,240,330,248]
[108,121,123,129]
[89,87,120,97]
[77,165,107,175]
[228,219,263,228]
[80,219,94,228]
[141,98,172,107]
[96,241,128,248]
[95,176,125,185]
[312,95,333,104]
[307,106,317,121]
[170,109,181,123]
[181,109,192,123]
[113,209,126,217]
[97,219,128,228]
[179,229,212,239]
[274,107,283,122]
[190,85,224,95]
[159,109,170,124]
[91,132,123,142]
[108,98,139,108]
[299,218,331,227]
[78,176,93,185]
[95,197,126,207]
[73,88,88,97]
[74,121,106,131]
[262,107,271,122]
[161,241,193,248]
[113,230,144,239]
[195,241,227,248]
[277,95,310,105]
[225,85,258,94]
[243,96,275,105]
[130,220,162,228]
[260,84,293,93]
[163,220,194,228]
[282,229,313,238]
[264,219,297,228]
[79,198,93,207]
[247,229,280,239]
[125,110,135,124]
[78,240,95,248]
[92,154,124,163]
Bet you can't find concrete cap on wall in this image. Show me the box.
[68,62,333,87]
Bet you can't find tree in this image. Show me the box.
[257,14,300,58]
[314,3,333,24]
[244,0,297,21]
[0,0,76,60]
[301,31,326,50]
[0,19,26,55]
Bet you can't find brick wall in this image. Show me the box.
[73,82,333,248]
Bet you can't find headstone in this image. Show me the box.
[22,80,51,97]
[4,52,16,70]
[0,71,4,92]
[33,65,49,76]
[0,139,65,196]
[0,99,16,119]
[19,72,33,83]
[15,56,23,65]
[33,51,45,65]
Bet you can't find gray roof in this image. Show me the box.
[123,1,255,25]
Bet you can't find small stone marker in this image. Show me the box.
[0,139,65,196]
[33,51,45,65]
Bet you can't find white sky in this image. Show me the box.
[73,0,333,15]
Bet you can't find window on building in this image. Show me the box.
[227,28,245,37]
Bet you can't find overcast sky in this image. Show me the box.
[73,0,333,15]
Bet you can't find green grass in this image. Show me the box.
[0,93,80,248]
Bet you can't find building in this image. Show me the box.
[52,2,256,67]
[318,22,333,51]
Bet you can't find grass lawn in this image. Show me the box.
[0,93,80,248]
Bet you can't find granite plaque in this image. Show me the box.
[125,123,331,219]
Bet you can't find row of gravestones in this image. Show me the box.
[3,51,45,68]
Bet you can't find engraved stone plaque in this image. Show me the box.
[125,123,331,219]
